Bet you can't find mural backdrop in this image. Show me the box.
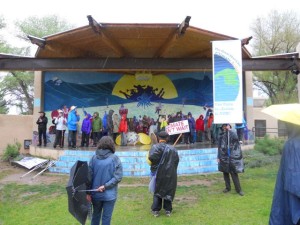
[44,71,213,119]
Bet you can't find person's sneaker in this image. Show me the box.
[238,191,244,196]
[239,141,243,144]
[223,188,231,193]
[152,211,159,217]
[165,211,171,217]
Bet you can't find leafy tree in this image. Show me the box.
[0,15,74,114]
[250,10,300,104]
[15,14,75,42]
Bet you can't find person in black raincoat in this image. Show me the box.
[269,122,300,225]
[36,111,48,147]
[217,124,244,196]
[148,131,179,217]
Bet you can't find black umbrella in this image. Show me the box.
[66,160,90,225]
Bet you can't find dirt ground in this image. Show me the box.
[0,160,68,186]
[0,160,215,187]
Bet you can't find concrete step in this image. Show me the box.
[49,148,218,176]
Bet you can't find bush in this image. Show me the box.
[243,150,280,168]
[254,135,285,156]
[2,142,21,161]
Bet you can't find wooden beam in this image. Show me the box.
[27,35,46,48]
[87,15,126,57]
[241,36,252,46]
[154,16,191,58]
[178,16,191,36]
[0,57,299,72]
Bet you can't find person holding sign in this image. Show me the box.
[217,124,244,196]
[148,131,179,217]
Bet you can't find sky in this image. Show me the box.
[1,0,299,113]
[1,0,300,50]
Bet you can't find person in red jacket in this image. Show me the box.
[195,115,205,142]
[205,113,214,142]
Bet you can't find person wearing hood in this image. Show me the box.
[53,110,67,148]
[217,124,244,196]
[195,114,205,142]
[86,136,123,225]
[81,113,92,147]
[92,112,103,147]
[148,131,179,217]
[67,106,80,148]
[269,122,300,225]
[107,109,115,138]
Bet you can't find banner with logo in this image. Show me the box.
[212,40,243,124]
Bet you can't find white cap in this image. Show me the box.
[70,106,77,111]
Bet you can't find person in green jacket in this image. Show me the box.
[92,112,103,146]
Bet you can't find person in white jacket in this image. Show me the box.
[53,110,67,148]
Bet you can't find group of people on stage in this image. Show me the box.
[36,104,248,148]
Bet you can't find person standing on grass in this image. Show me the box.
[148,131,179,217]
[86,136,123,225]
[217,124,244,196]
[269,122,300,225]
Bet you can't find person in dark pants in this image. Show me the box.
[148,131,180,217]
[36,111,48,147]
[217,124,244,196]
[53,110,67,148]
[81,113,92,147]
[86,136,123,225]
[67,106,80,148]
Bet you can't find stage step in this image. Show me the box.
[49,148,218,176]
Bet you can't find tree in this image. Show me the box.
[250,10,300,104]
[0,15,75,114]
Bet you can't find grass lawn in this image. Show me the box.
[0,153,280,225]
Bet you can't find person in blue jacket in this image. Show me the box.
[86,136,123,225]
[81,113,92,147]
[269,122,300,225]
[67,106,80,148]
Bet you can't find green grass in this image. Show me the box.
[0,156,280,225]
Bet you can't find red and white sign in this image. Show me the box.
[166,120,190,135]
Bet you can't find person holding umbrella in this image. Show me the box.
[86,136,123,225]
[217,124,244,196]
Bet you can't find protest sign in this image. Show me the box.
[166,120,190,135]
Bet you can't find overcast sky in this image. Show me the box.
[1,0,300,41]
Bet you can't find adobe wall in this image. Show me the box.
[0,114,33,155]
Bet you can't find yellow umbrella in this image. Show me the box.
[261,103,300,126]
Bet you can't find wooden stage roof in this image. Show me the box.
[0,16,299,74]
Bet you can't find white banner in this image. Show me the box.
[166,120,190,135]
[14,157,48,169]
[212,40,243,124]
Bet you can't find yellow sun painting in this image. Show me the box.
[112,74,178,99]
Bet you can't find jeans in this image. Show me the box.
[91,199,116,225]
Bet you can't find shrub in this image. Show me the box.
[243,150,280,168]
[2,142,21,161]
[254,135,285,156]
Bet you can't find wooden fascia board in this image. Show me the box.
[0,57,299,72]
